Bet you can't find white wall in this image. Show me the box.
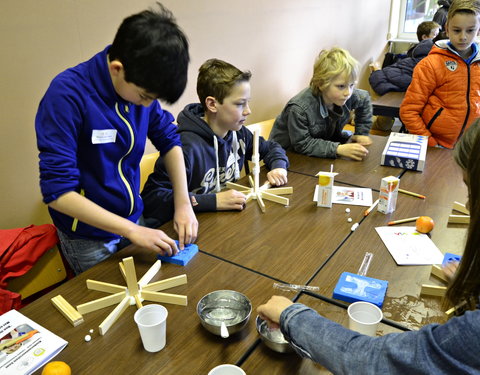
[0,0,391,229]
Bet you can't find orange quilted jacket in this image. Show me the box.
[400,41,480,148]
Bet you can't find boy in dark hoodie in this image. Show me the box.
[142,59,289,226]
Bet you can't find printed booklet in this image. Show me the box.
[0,309,67,375]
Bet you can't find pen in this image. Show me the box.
[364,199,379,216]
[398,188,426,199]
[387,216,420,226]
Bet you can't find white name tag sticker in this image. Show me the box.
[92,129,117,144]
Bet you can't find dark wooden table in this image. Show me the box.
[22,139,467,374]
[286,135,403,189]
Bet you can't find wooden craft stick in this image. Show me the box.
[261,191,289,206]
[364,199,379,216]
[51,295,84,327]
[123,257,139,296]
[420,284,447,297]
[256,193,266,213]
[134,294,143,309]
[387,216,420,226]
[86,279,126,294]
[448,214,470,224]
[452,201,469,215]
[226,181,251,192]
[138,260,162,287]
[264,186,293,195]
[119,261,127,282]
[398,188,426,199]
[142,274,187,292]
[141,290,188,306]
[99,296,131,336]
[248,175,255,189]
[431,265,448,283]
[77,291,126,315]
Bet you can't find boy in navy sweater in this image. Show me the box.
[142,59,289,226]
[35,4,198,274]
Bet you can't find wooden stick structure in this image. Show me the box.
[448,201,470,224]
[226,129,292,212]
[54,257,187,335]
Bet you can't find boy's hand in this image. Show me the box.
[257,296,294,329]
[173,204,198,250]
[351,135,373,146]
[267,168,288,186]
[127,224,179,256]
[337,143,369,161]
[216,189,247,211]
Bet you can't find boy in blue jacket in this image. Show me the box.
[142,59,289,226]
[35,4,198,274]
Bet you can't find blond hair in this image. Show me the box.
[310,47,358,96]
[447,0,480,21]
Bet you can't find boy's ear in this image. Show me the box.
[108,60,124,77]
[205,96,217,113]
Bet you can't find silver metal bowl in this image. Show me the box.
[256,315,293,353]
[197,290,252,337]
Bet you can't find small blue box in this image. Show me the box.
[333,272,388,308]
[442,252,462,266]
[156,241,198,266]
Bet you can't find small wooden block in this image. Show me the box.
[448,214,470,224]
[51,295,84,327]
[141,290,188,306]
[452,201,469,215]
[430,265,448,283]
[420,284,447,297]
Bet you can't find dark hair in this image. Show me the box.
[109,3,189,104]
[433,0,452,30]
[447,120,480,311]
[196,59,251,111]
[416,21,440,41]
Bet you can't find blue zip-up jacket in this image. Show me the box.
[142,103,289,225]
[281,303,480,374]
[35,46,181,241]
[269,87,372,158]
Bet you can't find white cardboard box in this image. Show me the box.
[381,132,428,172]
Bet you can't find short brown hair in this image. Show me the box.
[309,47,358,97]
[197,59,251,111]
[416,21,440,41]
[447,0,480,22]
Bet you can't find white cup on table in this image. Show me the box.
[134,304,168,352]
[208,364,246,375]
[347,301,383,336]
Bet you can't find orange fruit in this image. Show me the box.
[416,216,435,234]
[41,361,71,375]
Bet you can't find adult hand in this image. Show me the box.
[267,168,288,186]
[351,135,373,146]
[337,143,369,161]
[257,295,294,329]
[127,224,179,256]
[216,189,247,211]
[173,203,198,250]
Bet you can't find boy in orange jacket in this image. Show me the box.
[400,0,480,148]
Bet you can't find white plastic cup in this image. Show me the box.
[347,301,383,336]
[134,304,168,352]
[208,364,246,375]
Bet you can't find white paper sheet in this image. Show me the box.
[375,226,444,265]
